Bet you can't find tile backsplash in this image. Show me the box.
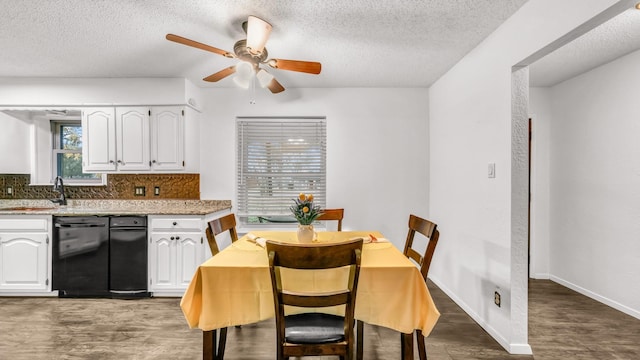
[0,174,200,200]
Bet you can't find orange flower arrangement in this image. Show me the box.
[290,193,322,225]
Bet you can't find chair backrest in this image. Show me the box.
[266,238,363,357]
[206,213,239,256]
[403,214,439,281]
[316,208,344,231]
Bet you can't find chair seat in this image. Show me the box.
[285,313,345,344]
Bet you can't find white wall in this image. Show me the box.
[198,87,430,247]
[540,49,640,319]
[0,77,187,106]
[529,88,552,279]
[428,0,618,354]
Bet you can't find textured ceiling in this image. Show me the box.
[530,8,640,87]
[0,0,529,89]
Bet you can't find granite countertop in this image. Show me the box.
[0,199,232,216]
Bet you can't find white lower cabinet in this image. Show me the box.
[148,215,205,296]
[0,215,52,293]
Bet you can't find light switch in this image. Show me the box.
[488,163,496,178]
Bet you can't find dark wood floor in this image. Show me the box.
[0,279,638,359]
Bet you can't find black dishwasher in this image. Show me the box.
[53,216,110,297]
[52,216,149,298]
[109,216,148,298]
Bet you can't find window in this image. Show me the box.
[237,118,327,227]
[51,120,102,184]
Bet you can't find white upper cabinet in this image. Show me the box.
[82,106,184,173]
[82,108,117,172]
[150,106,184,171]
[116,107,151,171]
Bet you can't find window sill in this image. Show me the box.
[238,223,328,236]
[29,174,108,187]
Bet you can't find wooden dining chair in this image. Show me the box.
[356,214,439,360]
[317,208,344,231]
[206,213,239,255]
[203,213,239,360]
[403,214,439,282]
[266,238,363,360]
[401,214,439,360]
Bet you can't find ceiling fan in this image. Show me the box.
[166,15,321,94]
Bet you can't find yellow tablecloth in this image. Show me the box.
[180,231,440,335]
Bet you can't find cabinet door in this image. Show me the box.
[150,107,184,171]
[116,107,150,171]
[0,233,48,290]
[82,108,117,172]
[149,233,176,290]
[175,233,203,288]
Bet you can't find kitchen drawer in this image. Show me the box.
[0,216,50,232]
[150,217,202,232]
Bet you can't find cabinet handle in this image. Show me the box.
[152,160,157,163]
[109,160,115,164]
[175,236,180,240]
[173,222,177,226]
[170,236,175,240]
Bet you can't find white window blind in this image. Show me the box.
[237,118,326,225]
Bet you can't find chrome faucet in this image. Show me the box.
[51,176,67,206]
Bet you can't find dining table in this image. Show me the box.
[180,230,440,360]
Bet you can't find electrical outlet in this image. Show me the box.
[494,291,501,307]
[154,186,160,196]
[134,186,146,196]
[6,186,13,196]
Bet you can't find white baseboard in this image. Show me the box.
[530,272,550,280]
[428,276,532,355]
[509,343,534,355]
[150,291,184,297]
[550,275,640,320]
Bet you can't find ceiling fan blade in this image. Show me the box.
[203,66,236,82]
[166,34,234,58]
[267,77,285,94]
[267,59,321,74]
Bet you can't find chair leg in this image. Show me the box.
[400,332,414,360]
[216,327,228,360]
[416,330,427,360]
[203,330,216,360]
[356,320,364,360]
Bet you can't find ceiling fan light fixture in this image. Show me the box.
[256,69,274,88]
[233,61,255,89]
[233,75,252,89]
[246,15,272,55]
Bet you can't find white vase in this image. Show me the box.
[297,224,315,243]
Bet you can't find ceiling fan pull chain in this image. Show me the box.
[249,76,257,105]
